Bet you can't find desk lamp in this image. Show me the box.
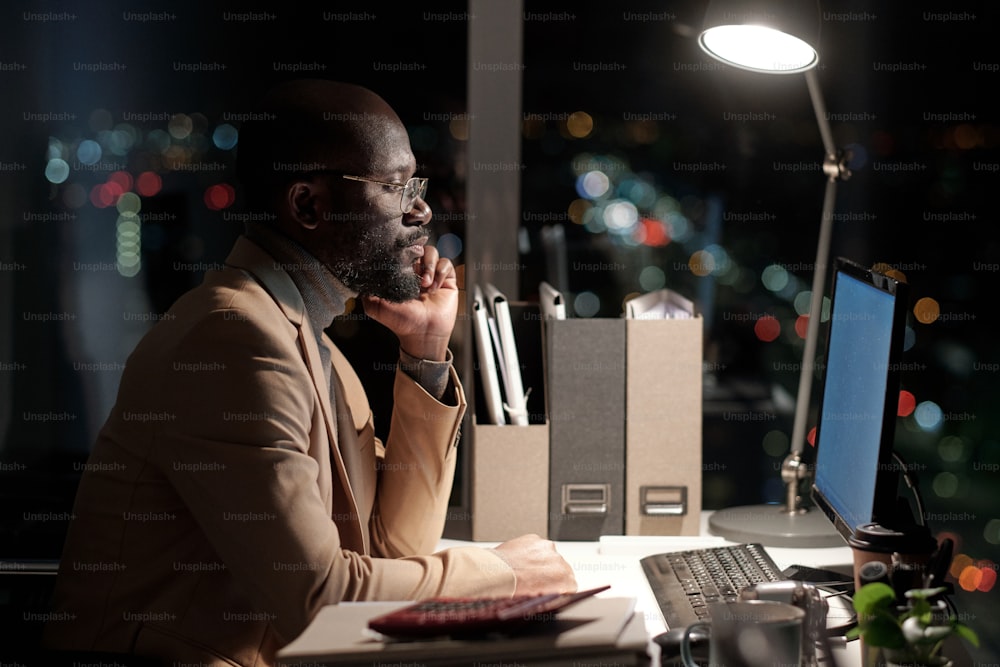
[699,0,849,547]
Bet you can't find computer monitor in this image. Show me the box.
[811,258,909,541]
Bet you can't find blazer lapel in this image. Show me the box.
[299,330,367,554]
[331,370,372,555]
[224,236,367,553]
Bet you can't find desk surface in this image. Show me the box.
[439,510,862,667]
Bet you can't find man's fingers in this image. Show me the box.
[431,258,456,290]
[416,246,456,293]
[418,245,440,287]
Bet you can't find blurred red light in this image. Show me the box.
[898,390,916,417]
[108,170,133,192]
[754,316,780,342]
[204,183,235,210]
[90,182,123,208]
[640,218,670,247]
[136,171,162,197]
[794,314,809,339]
[977,565,996,592]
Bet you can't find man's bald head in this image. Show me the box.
[236,79,411,198]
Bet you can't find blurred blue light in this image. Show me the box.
[212,123,239,151]
[619,178,656,208]
[639,266,666,291]
[582,205,606,234]
[436,233,463,260]
[914,400,943,431]
[762,264,789,292]
[846,142,868,171]
[703,244,731,276]
[576,170,611,199]
[76,139,102,165]
[663,211,691,242]
[44,158,70,184]
[603,200,638,232]
[47,137,64,160]
[573,291,601,318]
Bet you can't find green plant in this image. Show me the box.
[847,583,979,665]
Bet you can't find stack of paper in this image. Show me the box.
[624,288,695,320]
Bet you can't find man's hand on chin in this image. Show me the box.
[361,244,459,362]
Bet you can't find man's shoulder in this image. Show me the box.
[125,269,298,377]
[172,265,275,314]
[130,267,293,357]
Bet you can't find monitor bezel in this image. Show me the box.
[810,257,909,541]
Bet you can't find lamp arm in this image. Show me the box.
[783,174,837,510]
[783,69,852,512]
[805,68,837,161]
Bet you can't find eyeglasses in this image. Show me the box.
[341,174,429,214]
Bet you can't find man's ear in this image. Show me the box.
[287,182,321,230]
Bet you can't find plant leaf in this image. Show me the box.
[910,597,931,617]
[954,623,980,648]
[862,616,907,649]
[853,582,898,615]
[904,587,947,600]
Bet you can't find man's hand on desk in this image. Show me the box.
[492,534,578,596]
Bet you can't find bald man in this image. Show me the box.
[43,80,575,667]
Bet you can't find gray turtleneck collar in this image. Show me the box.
[244,222,355,337]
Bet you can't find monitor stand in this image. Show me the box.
[708,504,844,548]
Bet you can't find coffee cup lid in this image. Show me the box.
[847,522,936,554]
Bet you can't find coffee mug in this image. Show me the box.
[679,600,806,667]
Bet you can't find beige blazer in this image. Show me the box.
[43,237,516,666]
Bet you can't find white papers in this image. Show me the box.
[472,283,530,426]
[471,285,505,426]
[539,281,566,320]
[483,283,529,426]
[624,288,695,320]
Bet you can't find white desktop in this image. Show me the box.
[438,510,861,667]
[277,512,860,666]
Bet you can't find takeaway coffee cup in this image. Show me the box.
[679,600,805,667]
[848,523,937,593]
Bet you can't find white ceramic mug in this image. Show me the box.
[679,599,806,667]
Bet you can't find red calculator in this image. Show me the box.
[367,585,611,638]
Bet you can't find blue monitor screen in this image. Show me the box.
[813,271,897,535]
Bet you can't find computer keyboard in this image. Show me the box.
[640,543,785,629]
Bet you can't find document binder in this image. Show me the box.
[471,423,549,541]
[470,300,549,540]
[469,283,702,540]
[545,318,626,540]
[624,316,703,536]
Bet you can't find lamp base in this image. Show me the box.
[708,503,845,548]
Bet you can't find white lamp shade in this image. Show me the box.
[697,0,822,74]
[699,24,818,73]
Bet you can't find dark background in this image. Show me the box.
[0,0,997,662]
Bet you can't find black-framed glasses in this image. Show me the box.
[341,174,429,214]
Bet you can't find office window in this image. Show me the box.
[0,3,472,555]
[519,1,997,656]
